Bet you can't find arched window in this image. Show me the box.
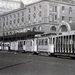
[38,26,42,31]
[58,25,68,32]
[62,6,65,11]
[10,32,12,35]
[69,7,72,14]
[33,27,36,31]
[6,32,8,36]
[50,26,56,31]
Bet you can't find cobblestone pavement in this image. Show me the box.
[0,51,75,75]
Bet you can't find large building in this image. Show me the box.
[0,0,25,15]
[0,0,75,36]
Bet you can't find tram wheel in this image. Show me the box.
[71,57,75,59]
[50,53,55,56]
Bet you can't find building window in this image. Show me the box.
[14,19,16,24]
[3,17,5,21]
[6,32,8,35]
[22,11,24,16]
[18,13,19,17]
[10,32,12,35]
[28,8,30,13]
[7,16,8,20]
[39,11,42,17]
[10,20,12,25]
[34,6,36,11]
[33,13,36,19]
[51,26,56,31]
[28,14,31,20]
[38,26,42,31]
[69,7,72,14]
[69,17,72,23]
[49,5,53,11]
[14,14,15,18]
[39,4,42,9]
[6,21,8,25]
[62,16,65,21]
[55,15,57,20]
[17,18,20,23]
[62,6,65,11]
[21,18,24,22]
[33,27,36,31]
[10,15,12,18]
[55,6,57,12]
[3,22,5,26]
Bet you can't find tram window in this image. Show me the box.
[40,40,42,45]
[39,40,41,45]
[38,39,42,45]
[45,39,47,45]
[24,41,25,45]
[49,38,52,44]
[36,40,38,45]
[30,41,32,46]
[38,40,40,45]
[42,39,44,45]
[53,38,55,44]
[19,41,23,46]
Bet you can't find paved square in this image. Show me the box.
[0,51,75,75]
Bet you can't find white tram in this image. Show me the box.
[52,33,75,57]
[33,33,75,57]
[36,36,54,55]
[10,41,18,51]
[1,32,75,57]
[1,42,10,51]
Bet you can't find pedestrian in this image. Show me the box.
[8,45,10,51]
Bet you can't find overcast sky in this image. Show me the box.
[13,0,40,4]
[1,0,75,4]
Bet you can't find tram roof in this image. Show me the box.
[41,32,57,36]
[14,31,44,37]
[0,31,44,41]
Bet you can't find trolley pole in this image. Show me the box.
[3,25,4,51]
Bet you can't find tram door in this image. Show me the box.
[25,40,33,52]
[49,37,54,53]
[18,41,23,51]
[33,38,37,52]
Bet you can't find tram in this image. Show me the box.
[35,36,54,55]
[1,42,10,51]
[1,31,75,57]
[32,33,75,57]
[52,33,75,57]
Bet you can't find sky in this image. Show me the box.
[1,0,75,4]
[13,0,40,4]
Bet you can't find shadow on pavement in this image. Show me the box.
[0,63,24,71]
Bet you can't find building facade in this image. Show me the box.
[0,0,25,15]
[0,0,75,36]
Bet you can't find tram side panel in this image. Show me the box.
[54,35,75,56]
[23,41,26,51]
[33,38,38,53]
[0,42,2,50]
[37,37,50,53]
[48,37,55,54]
[25,39,34,52]
[10,41,18,51]
[1,42,10,51]
[17,40,26,52]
